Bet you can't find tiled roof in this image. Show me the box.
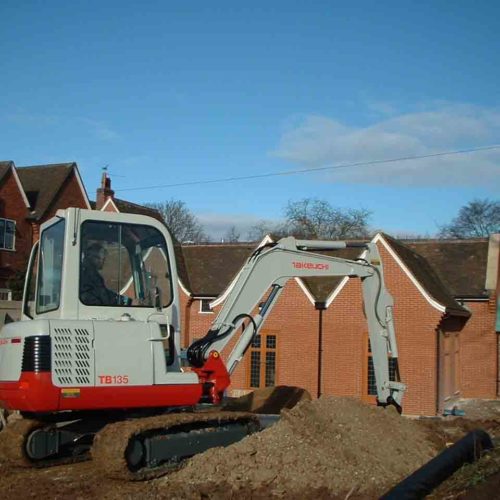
[403,239,489,298]
[382,235,470,316]
[113,198,164,223]
[0,161,14,184]
[181,244,255,297]
[179,235,475,317]
[17,163,75,220]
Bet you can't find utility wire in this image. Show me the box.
[116,144,500,193]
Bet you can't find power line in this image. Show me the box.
[116,144,500,193]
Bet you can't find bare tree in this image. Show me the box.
[284,198,371,239]
[247,199,371,241]
[145,200,208,243]
[246,220,287,241]
[223,226,240,243]
[438,199,500,239]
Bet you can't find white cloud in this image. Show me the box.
[273,104,500,187]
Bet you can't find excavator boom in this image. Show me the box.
[188,236,405,407]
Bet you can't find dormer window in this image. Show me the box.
[0,218,15,250]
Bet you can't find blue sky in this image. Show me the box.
[1,1,499,239]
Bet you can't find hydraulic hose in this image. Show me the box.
[187,314,257,368]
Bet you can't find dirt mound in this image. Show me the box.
[223,385,312,414]
[156,396,439,498]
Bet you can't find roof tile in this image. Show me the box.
[17,163,74,220]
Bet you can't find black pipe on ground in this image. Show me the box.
[381,429,494,499]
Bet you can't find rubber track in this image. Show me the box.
[0,418,91,469]
[91,411,260,481]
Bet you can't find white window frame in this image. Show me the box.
[199,299,214,314]
[0,218,16,251]
[0,288,12,301]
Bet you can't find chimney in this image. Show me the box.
[96,171,114,209]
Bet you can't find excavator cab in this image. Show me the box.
[23,210,174,318]
[1,208,203,415]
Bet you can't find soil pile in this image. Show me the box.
[157,396,439,498]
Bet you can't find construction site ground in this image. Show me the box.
[1,396,499,499]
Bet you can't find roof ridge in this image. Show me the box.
[114,197,157,210]
[403,238,489,244]
[17,162,75,170]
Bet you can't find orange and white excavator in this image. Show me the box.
[0,208,405,478]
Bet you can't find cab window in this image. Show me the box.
[79,221,172,307]
[37,219,65,314]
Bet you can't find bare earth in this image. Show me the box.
[1,396,499,499]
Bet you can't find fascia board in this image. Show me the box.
[210,235,273,308]
[323,234,447,314]
[295,278,316,305]
[373,233,446,313]
[73,165,92,209]
[178,279,192,297]
[324,249,367,308]
[11,165,31,208]
[101,197,120,212]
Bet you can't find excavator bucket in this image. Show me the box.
[222,386,312,415]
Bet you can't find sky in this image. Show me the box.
[1,1,499,240]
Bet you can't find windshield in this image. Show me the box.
[79,220,172,307]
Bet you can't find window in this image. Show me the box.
[37,220,65,314]
[79,221,173,307]
[0,218,15,250]
[200,299,213,313]
[249,332,277,388]
[0,289,12,301]
[366,339,397,396]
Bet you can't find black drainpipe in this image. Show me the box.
[315,301,327,399]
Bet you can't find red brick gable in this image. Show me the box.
[41,169,90,223]
[0,165,33,292]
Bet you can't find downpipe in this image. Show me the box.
[381,429,494,499]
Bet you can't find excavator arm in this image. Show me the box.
[187,237,406,408]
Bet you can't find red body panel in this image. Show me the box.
[0,372,204,412]
[0,351,231,413]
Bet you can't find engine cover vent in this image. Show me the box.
[51,322,94,387]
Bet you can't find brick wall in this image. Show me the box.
[459,301,498,398]
[181,280,321,398]
[0,170,32,291]
[41,171,89,224]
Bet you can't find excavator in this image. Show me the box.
[0,208,405,479]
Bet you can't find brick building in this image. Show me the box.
[179,233,499,416]
[1,165,498,416]
[0,161,90,298]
